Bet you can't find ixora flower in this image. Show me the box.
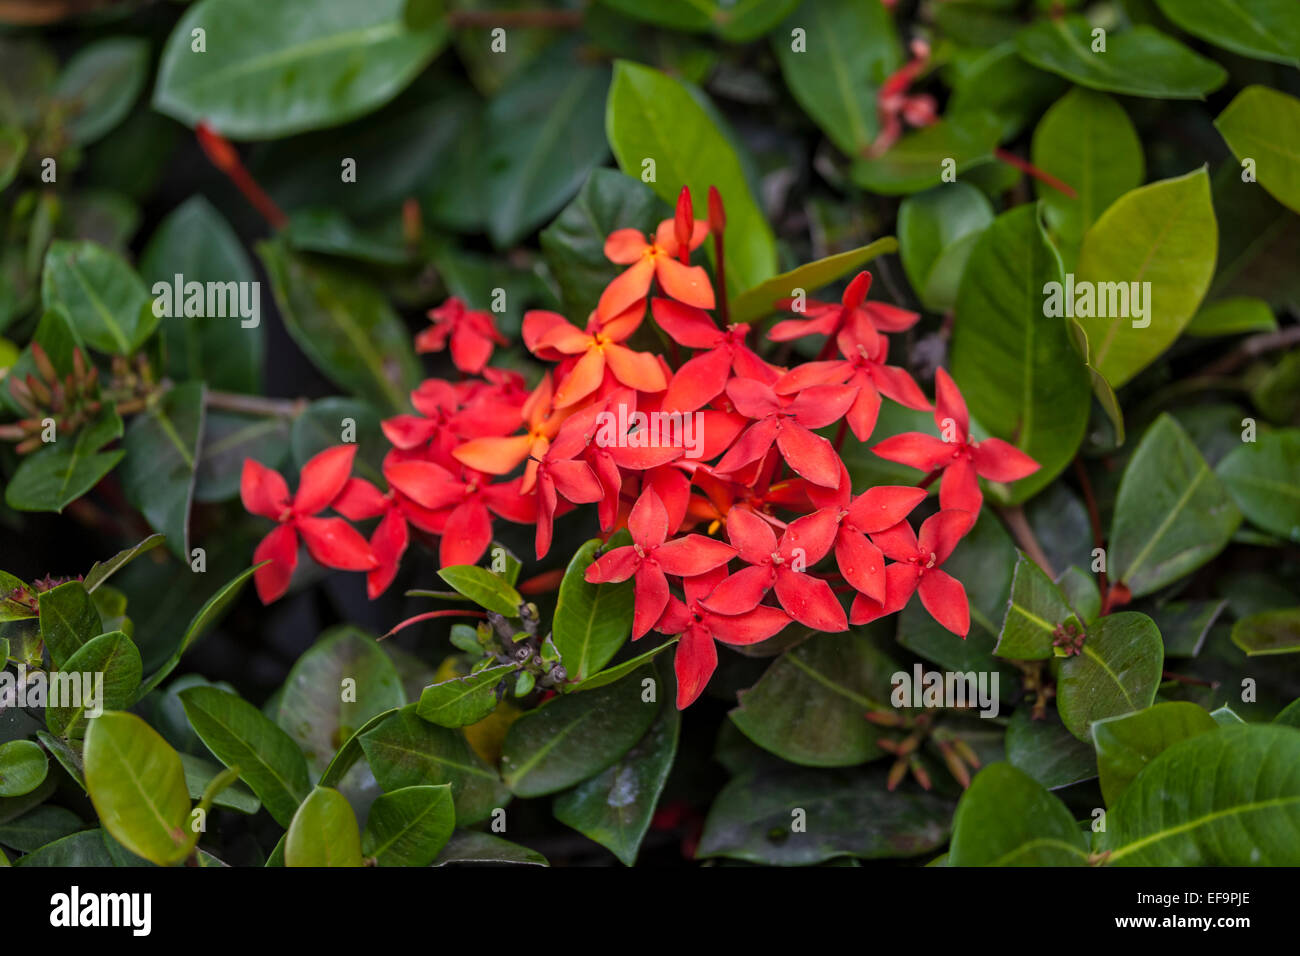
[872,368,1040,514]
[415,297,508,374]
[241,446,377,604]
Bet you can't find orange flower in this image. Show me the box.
[522,307,667,408]
[597,209,714,320]
[451,373,565,475]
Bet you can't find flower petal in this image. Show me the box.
[972,437,1040,483]
[241,458,290,521]
[253,524,298,604]
[632,563,670,640]
[438,500,493,567]
[293,445,357,516]
[597,256,656,320]
[707,604,791,646]
[674,625,717,709]
[917,568,970,637]
[846,485,927,533]
[296,516,377,571]
[871,432,953,471]
[654,256,715,311]
[835,532,885,603]
[933,367,970,439]
[654,534,736,576]
[775,421,841,488]
[773,567,847,631]
[699,564,773,615]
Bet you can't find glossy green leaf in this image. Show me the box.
[0,740,47,797]
[606,60,776,293]
[317,707,399,789]
[0,805,84,852]
[1216,86,1300,216]
[850,114,1001,195]
[1217,428,1300,542]
[417,663,515,729]
[1074,168,1217,386]
[485,54,609,247]
[363,784,455,867]
[154,0,449,139]
[180,685,310,827]
[360,704,507,826]
[4,406,124,513]
[730,237,898,326]
[563,638,678,693]
[1031,88,1143,247]
[950,204,1091,501]
[290,397,386,485]
[180,753,260,814]
[82,534,165,593]
[1099,724,1300,864]
[698,765,952,864]
[1005,708,1097,790]
[994,554,1076,661]
[1209,163,1300,311]
[949,762,1089,865]
[898,184,993,312]
[120,382,205,560]
[1057,565,1101,623]
[1015,18,1228,99]
[553,687,678,866]
[1110,414,1241,596]
[140,196,262,393]
[14,829,116,867]
[1153,0,1300,67]
[55,37,149,145]
[1232,608,1300,656]
[540,168,666,319]
[285,786,362,867]
[501,666,658,797]
[84,712,191,865]
[552,534,635,682]
[729,631,895,767]
[433,830,547,866]
[37,580,101,668]
[437,565,524,618]
[772,0,899,155]
[46,631,142,738]
[1186,295,1277,337]
[1057,612,1164,741]
[948,43,1067,141]
[257,240,419,412]
[1092,701,1218,806]
[194,412,289,503]
[41,240,154,355]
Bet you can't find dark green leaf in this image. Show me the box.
[121,382,205,559]
[432,829,547,866]
[82,534,165,593]
[54,37,149,145]
[850,114,1001,195]
[1005,708,1097,790]
[0,740,47,797]
[1092,701,1218,806]
[417,663,515,729]
[1217,428,1300,543]
[898,183,993,313]
[362,784,455,867]
[37,580,101,668]
[994,554,1075,661]
[729,238,898,326]
[1232,608,1300,656]
[552,533,635,682]
[1057,612,1164,741]
[5,407,124,513]
[949,762,1089,865]
[46,631,142,738]
[1154,0,1300,67]
[41,240,154,355]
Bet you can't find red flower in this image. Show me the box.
[416,297,508,374]
[584,489,736,640]
[712,378,858,489]
[332,477,410,599]
[701,507,847,632]
[241,446,377,604]
[523,308,667,408]
[652,298,777,412]
[597,190,713,320]
[850,509,975,636]
[656,566,791,709]
[769,271,920,350]
[871,368,1040,514]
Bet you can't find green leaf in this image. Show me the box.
[1216,85,1300,218]
[317,707,400,788]
[41,240,154,355]
[540,168,666,322]
[46,631,142,738]
[362,784,455,867]
[1014,18,1227,99]
[179,686,311,827]
[153,0,448,139]
[1209,162,1300,311]
[54,37,149,145]
[120,382,205,560]
[729,237,899,326]
[1074,168,1217,386]
[275,626,405,775]
[1232,608,1300,656]
[1186,295,1277,337]
[1057,612,1164,741]
[1153,0,1300,67]
[359,704,507,826]
[772,0,900,155]
[553,692,679,866]
[948,42,1067,142]
[437,565,523,618]
[36,731,84,790]
[84,712,191,865]
[1099,724,1300,864]
[290,397,386,485]
[1275,699,1300,728]
[140,196,262,393]
[1218,428,1300,542]
[501,666,658,797]
[135,562,262,700]
[850,114,1001,195]
[0,805,84,852]
[1092,701,1218,806]
[729,630,895,767]
[82,534,165,593]
[552,534,635,682]
[257,240,419,412]
[898,184,994,313]
[1031,88,1143,248]
[284,786,362,867]
[0,740,47,797]
[605,60,776,293]
[0,125,26,192]
[180,753,260,814]
[1110,414,1241,596]
[417,664,515,729]
[433,829,547,866]
[698,765,952,864]
[562,638,678,693]
[37,580,101,668]
[1005,708,1097,790]
[994,554,1076,660]
[484,54,609,247]
[950,204,1091,501]
[195,412,289,503]
[14,829,116,866]
[948,763,1089,865]
[1056,565,1101,623]
[4,406,124,513]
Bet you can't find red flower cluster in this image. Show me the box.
[241,186,1040,708]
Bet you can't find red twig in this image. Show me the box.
[1073,457,1108,606]
[994,148,1077,199]
[196,122,288,230]
[382,609,487,640]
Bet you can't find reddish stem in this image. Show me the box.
[916,468,942,490]
[382,609,487,640]
[994,148,1077,199]
[1073,457,1108,607]
[196,123,288,230]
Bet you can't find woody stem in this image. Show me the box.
[997,504,1056,579]
[204,390,308,418]
[1073,456,1108,604]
